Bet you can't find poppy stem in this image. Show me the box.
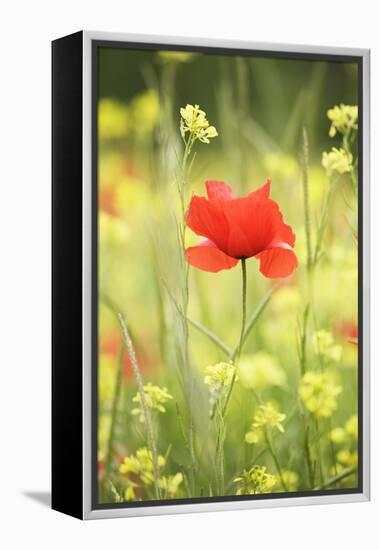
[237,258,248,363]
[222,258,247,417]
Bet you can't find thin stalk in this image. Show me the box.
[105,340,125,473]
[314,417,325,487]
[187,317,232,356]
[315,465,357,490]
[327,418,338,479]
[264,428,288,492]
[214,402,226,495]
[222,258,247,417]
[300,406,315,488]
[229,283,279,361]
[118,313,161,500]
[176,133,197,494]
[301,127,313,271]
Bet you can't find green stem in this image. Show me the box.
[230,283,279,361]
[222,258,247,417]
[187,317,232,356]
[105,340,125,473]
[118,313,161,500]
[302,127,313,271]
[314,417,325,487]
[315,465,357,490]
[264,428,288,492]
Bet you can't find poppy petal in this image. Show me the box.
[206,181,235,201]
[186,240,239,272]
[248,179,272,200]
[220,192,280,258]
[256,242,298,278]
[185,196,229,250]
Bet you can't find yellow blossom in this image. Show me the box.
[98,98,130,140]
[329,427,347,444]
[313,330,342,363]
[119,447,166,485]
[281,470,299,492]
[327,104,358,137]
[245,402,286,444]
[329,415,358,444]
[130,89,159,137]
[132,383,173,423]
[234,465,277,495]
[322,148,353,176]
[159,473,183,497]
[180,104,218,144]
[299,371,342,417]
[345,415,358,439]
[239,352,287,390]
[204,362,237,387]
[337,449,358,467]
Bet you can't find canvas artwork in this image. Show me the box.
[94,43,363,508]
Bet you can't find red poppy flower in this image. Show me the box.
[185,180,297,278]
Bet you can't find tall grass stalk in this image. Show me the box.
[105,339,125,473]
[118,313,161,500]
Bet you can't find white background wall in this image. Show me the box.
[1,1,377,548]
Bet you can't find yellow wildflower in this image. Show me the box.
[245,402,286,444]
[159,473,183,497]
[329,415,358,444]
[322,148,353,176]
[281,470,299,492]
[327,104,358,137]
[180,104,218,144]
[345,415,358,439]
[98,98,130,140]
[119,447,166,485]
[299,371,342,417]
[132,383,173,423]
[313,330,342,363]
[204,362,236,387]
[234,465,277,495]
[337,449,358,467]
[239,352,287,390]
[329,427,347,444]
[130,89,159,137]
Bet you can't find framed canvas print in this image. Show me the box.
[52,31,370,519]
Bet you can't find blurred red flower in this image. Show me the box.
[185,180,297,278]
[100,332,157,380]
[335,320,358,345]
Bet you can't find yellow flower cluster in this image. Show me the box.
[281,470,299,492]
[180,104,218,144]
[98,90,159,142]
[313,329,342,363]
[322,147,353,176]
[245,402,286,444]
[299,371,342,417]
[330,415,358,444]
[119,448,183,500]
[327,104,358,138]
[336,449,358,467]
[119,447,166,485]
[204,362,237,388]
[132,383,173,423]
[239,352,287,390]
[159,473,184,497]
[234,465,277,495]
